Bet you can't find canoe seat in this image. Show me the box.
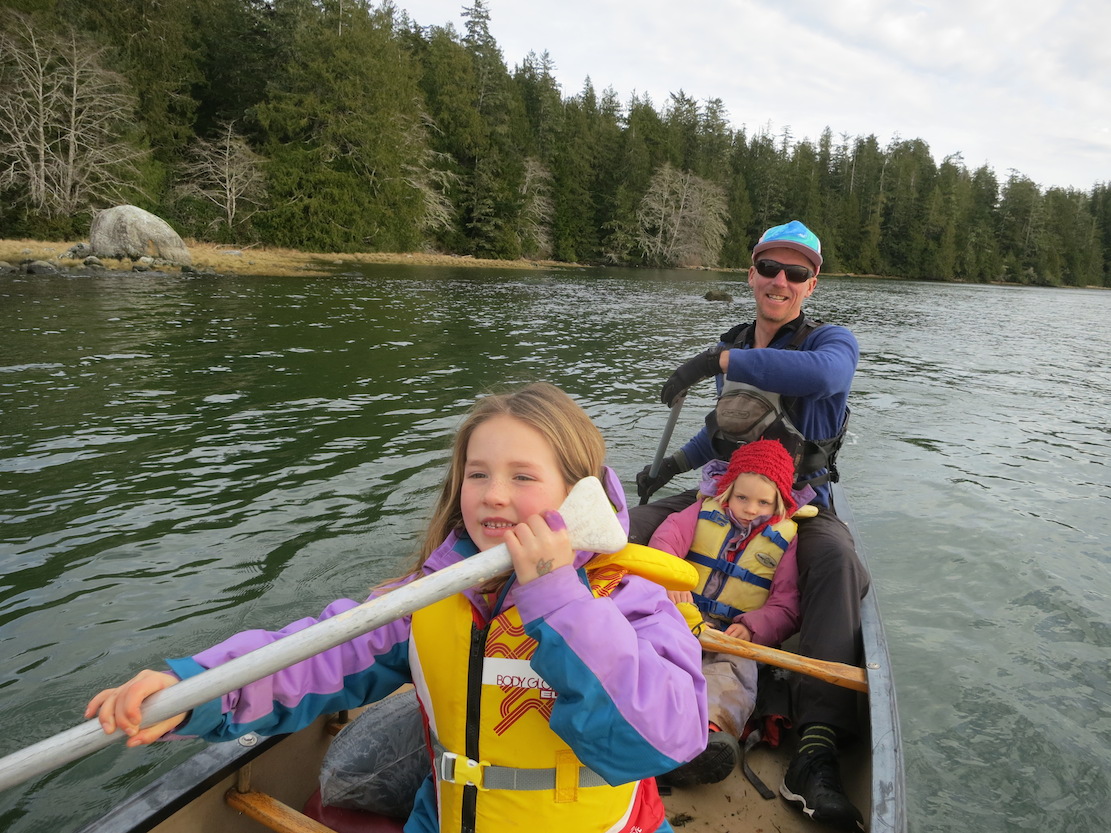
[302,788,406,833]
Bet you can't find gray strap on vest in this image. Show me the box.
[432,736,609,791]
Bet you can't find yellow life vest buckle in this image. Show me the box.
[438,751,490,790]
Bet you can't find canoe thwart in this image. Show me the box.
[225,789,333,833]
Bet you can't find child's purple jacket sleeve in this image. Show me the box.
[498,465,708,784]
[167,592,415,740]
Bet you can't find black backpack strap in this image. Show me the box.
[787,316,825,350]
[795,406,851,486]
[719,321,753,347]
[721,316,824,352]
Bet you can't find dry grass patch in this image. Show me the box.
[1,238,564,277]
[1,239,85,264]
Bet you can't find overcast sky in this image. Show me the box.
[395,0,1109,192]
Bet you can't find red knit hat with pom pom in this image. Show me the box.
[716,439,798,518]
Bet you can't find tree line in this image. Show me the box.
[1,0,1107,286]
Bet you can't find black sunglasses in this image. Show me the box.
[754,258,814,283]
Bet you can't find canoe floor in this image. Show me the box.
[145,708,869,833]
[661,735,870,833]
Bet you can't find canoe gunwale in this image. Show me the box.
[72,733,287,833]
[832,481,907,833]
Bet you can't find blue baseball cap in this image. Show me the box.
[752,220,823,270]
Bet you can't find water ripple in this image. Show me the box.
[2,271,1110,833]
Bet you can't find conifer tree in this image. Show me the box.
[253,1,436,252]
[59,0,203,165]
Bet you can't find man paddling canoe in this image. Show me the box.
[631,220,868,832]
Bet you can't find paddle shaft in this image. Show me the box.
[698,627,869,693]
[0,545,515,793]
[640,395,686,505]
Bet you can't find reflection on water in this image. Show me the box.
[1,269,1109,832]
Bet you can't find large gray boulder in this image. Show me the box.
[90,205,192,266]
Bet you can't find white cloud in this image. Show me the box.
[396,0,1111,189]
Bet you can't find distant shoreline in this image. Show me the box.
[0,237,901,279]
[0,237,829,278]
[1,239,1102,288]
[0,238,573,277]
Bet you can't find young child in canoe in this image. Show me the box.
[649,438,811,787]
[86,381,708,833]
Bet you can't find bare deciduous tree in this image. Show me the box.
[518,156,553,259]
[401,112,459,237]
[178,120,267,233]
[636,163,728,267]
[0,14,145,216]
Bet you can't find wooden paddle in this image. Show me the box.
[698,626,869,693]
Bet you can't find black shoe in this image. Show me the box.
[660,731,739,787]
[780,747,865,831]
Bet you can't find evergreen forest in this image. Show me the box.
[1,0,1108,286]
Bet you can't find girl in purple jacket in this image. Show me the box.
[650,439,808,788]
[86,382,706,833]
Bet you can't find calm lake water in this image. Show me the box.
[1,266,1108,833]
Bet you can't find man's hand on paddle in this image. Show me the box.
[660,345,727,406]
[85,669,186,746]
[635,453,685,500]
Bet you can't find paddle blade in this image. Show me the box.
[561,476,627,554]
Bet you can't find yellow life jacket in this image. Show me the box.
[409,545,686,833]
[687,497,798,626]
[588,542,698,592]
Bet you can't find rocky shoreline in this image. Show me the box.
[0,253,219,279]
[0,239,573,279]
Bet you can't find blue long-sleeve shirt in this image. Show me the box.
[678,315,859,507]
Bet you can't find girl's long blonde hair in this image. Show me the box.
[408,382,606,576]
